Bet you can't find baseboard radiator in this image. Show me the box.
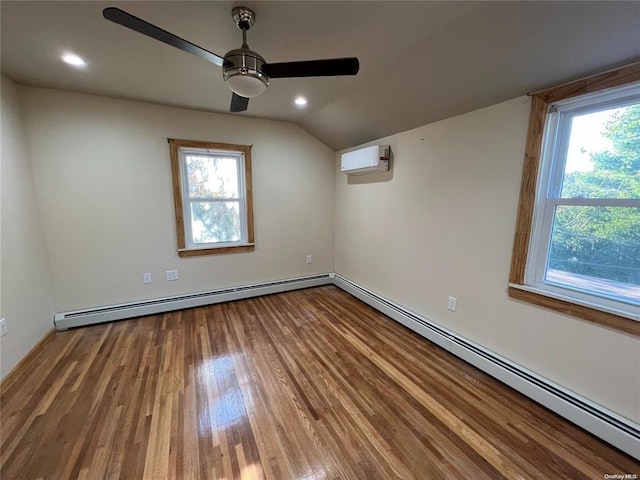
[54,273,333,331]
[332,274,640,460]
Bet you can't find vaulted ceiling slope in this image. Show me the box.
[2,1,640,150]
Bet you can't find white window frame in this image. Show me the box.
[179,147,249,249]
[168,139,254,257]
[525,83,640,321]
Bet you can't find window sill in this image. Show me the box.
[508,284,640,337]
[178,244,255,257]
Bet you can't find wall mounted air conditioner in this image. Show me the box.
[341,145,390,175]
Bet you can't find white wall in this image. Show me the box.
[334,96,640,424]
[1,76,56,379]
[19,87,335,312]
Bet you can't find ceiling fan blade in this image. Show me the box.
[263,57,359,78]
[102,7,224,67]
[230,93,249,112]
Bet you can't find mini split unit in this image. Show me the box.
[341,145,390,175]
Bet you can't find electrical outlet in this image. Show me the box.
[143,273,152,284]
[0,318,8,337]
[166,270,179,281]
[447,296,457,312]
[306,255,313,264]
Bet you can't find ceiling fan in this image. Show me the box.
[103,6,360,113]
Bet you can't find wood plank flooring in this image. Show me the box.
[1,285,638,479]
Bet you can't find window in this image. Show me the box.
[510,64,640,336]
[168,139,254,257]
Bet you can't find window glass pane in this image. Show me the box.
[561,102,640,199]
[190,201,241,244]
[186,155,239,199]
[546,205,640,304]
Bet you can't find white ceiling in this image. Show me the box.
[2,1,640,150]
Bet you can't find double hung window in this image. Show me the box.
[169,139,254,257]
[510,65,640,335]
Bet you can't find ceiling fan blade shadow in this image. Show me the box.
[230,93,249,112]
[263,57,359,78]
[102,7,224,67]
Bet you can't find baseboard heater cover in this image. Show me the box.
[332,274,455,351]
[331,274,640,460]
[54,273,332,331]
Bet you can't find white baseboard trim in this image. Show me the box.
[332,273,640,460]
[54,273,333,330]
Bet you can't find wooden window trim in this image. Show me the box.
[168,138,255,257]
[509,63,640,337]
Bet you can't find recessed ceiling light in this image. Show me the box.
[61,53,87,67]
[294,96,307,107]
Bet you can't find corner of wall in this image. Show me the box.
[1,76,56,379]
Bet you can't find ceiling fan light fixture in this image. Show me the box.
[223,48,269,98]
[225,68,268,98]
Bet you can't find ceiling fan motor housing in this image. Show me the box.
[223,48,269,98]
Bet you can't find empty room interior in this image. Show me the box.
[1,1,639,479]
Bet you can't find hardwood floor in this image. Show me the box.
[1,286,638,479]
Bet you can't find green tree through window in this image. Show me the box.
[186,155,241,243]
[548,105,640,290]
